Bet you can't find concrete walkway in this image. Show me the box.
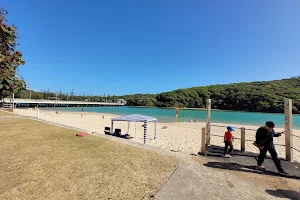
[156,143,300,200]
[156,155,300,200]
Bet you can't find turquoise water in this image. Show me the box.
[47,106,300,129]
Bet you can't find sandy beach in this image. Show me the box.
[14,108,300,162]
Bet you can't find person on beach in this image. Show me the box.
[255,121,287,174]
[224,126,235,158]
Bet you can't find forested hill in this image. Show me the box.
[120,77,300,114]
[12,77,300,114]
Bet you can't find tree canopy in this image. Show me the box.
[0,9,26,99]
[120,77,300,114]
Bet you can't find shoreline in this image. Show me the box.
[39,109,296,130]
[40,108,298,129]
[129,106,300,115]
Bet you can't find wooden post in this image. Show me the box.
[241,127,245,152]
[30,108,32,117]
[284,99,293,161]
[53,116,56,123]
[206,99,211,145]
[37,110,39,119]
[200,127,206,154]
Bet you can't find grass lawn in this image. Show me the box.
[0,110,13,116]
[0,118,178,200]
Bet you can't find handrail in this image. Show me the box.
[292,147,300,153]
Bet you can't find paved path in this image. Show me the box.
[156,147,300,200]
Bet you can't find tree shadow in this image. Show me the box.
[204,161,300,180]
[266,189,300,200]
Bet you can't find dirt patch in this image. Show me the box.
[0,110,14,116]
[0,118,179,200]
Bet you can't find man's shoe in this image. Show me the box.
[256,165,266,171]
[278,170,289,176]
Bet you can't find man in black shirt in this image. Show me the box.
[255,121,287,174]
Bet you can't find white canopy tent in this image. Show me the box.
[111,114,157,144]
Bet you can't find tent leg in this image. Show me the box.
[127,121,130,135]
[111,121,114,134]
[135,122,136,138]
[144,120,147,144]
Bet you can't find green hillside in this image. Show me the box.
[121,77,300,114]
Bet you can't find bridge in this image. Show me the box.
[2,98,126,108]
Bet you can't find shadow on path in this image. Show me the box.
[201,145,300,180]
[204,161,300,180]
[266,189,300,200]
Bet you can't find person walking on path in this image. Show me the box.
[255,121,287,175]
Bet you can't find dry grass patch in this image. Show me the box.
[0,118,178,200]
[0,110,13,116]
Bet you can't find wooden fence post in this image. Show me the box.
[206,99,211,145]
[241,127,245,152]
[200,127,206,154]
[284,99,293,161]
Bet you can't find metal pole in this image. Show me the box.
[144,120,147,144]
[206,99,211,145]
[284,99,293,161]
[154,121,157,140]
[12,93,14,112]
[111,120,114,134]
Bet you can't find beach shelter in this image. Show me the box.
[111,114,157,144]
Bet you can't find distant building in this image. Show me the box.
[49,97,60,100]
[117,99,126,104]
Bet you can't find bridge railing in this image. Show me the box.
[4,98,126,105]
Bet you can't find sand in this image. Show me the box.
[14,108,300,162]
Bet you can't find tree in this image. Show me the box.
[0,9,25,100]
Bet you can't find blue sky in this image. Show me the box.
[2,0,300,95]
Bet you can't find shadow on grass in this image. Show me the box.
[204,162,300,180]
[266,189,300,200]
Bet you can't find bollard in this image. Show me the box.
[200,127,206,154]
[37,110,40,119]
[53,116,56,123]
[241,127,245,152]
